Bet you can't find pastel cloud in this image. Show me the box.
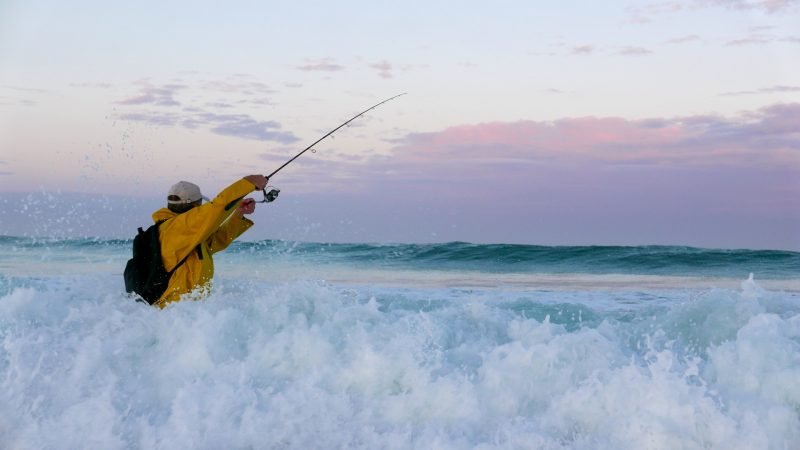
[653,0,798,13]
[726,36,771,46]
[118,110,298,143]
[0,97,37,106]
[117,111,179,127]
[704,0,798,13]
[664,35,702,44]
[117,83,186,106]
[572,45,594,55]
[619,46,652,56]
[114,76,296,143]
[369,61,393,79]
[199,77,274,95]
[382,103,800,170]
[627,0,797,24]
[70,82,113,88]
[721,85,800,96]
[1,85,48,94]
[1,85,47,106]
[367,61,419,79]
[117,77,277,109]
[296,58,345,72]
[203,114,298,143]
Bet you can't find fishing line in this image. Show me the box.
[257,93,406,204]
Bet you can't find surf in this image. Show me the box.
[1,237,799,448]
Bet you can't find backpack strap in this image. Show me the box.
[169,246,195,275]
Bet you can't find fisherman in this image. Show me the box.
[130,175,267,308]
[125,96,402,307]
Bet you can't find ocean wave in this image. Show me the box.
[133,239,800,279]
[3,236,796,279]
[0,274,798,449]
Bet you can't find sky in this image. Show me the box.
[0,0,798,249]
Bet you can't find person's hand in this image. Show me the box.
[244,174,268,191]
[237,198,256,215]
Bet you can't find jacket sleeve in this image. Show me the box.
[159,178,256,271]
[207,215,254,254]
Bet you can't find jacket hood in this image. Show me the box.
[152,208,178,223]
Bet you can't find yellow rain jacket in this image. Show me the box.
[152,178,256,308]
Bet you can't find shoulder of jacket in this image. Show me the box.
[152,208,176,223]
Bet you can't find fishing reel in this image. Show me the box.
[257,186,280,204]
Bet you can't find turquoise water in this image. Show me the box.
[1,237,799,449]
[3,236,799,277]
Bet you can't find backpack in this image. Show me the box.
[124,220,191,305]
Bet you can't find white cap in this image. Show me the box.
[167,181,209,204]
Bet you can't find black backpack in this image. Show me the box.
[124,220,191,305]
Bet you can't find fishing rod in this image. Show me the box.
[257,93,406,204]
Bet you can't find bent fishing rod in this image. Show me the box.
[257,93,406,204]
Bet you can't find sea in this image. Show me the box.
[1,237,799,449]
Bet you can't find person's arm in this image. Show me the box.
[207,198,256,254]
[159,176,265,270]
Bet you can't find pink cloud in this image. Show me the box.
[384,104,800,169]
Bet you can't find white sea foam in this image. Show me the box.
[1,272,799,449]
